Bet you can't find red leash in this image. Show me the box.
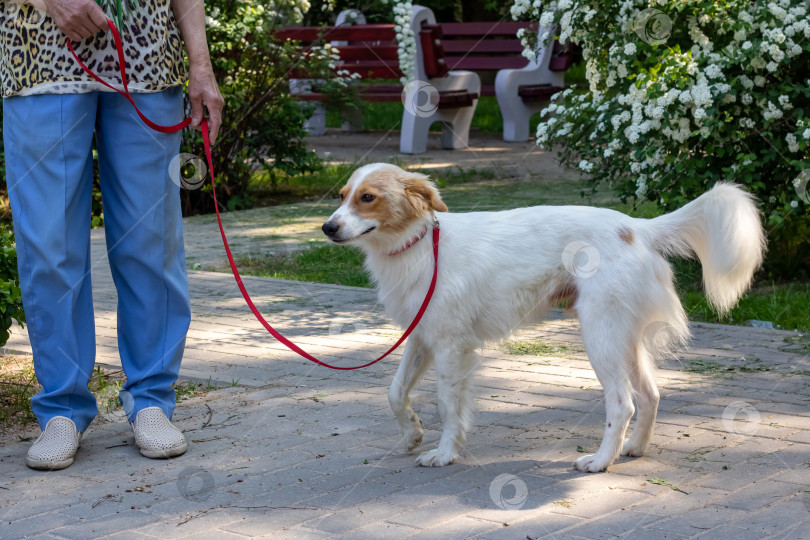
[68,20,439,370]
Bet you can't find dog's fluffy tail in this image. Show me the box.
[642,182,766,315]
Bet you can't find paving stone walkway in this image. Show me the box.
[1,133,809,538]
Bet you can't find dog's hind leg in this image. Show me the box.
[622,344,660,457]
[389,335,433,452]
[416,345,477,467]
[573,316,636,473]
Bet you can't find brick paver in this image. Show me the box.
[1,159,809,538]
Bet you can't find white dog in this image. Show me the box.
[322,163,765,471]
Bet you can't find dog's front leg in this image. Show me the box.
[389,336,433,452]
[416,346,477,467]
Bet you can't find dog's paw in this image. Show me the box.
[403,429,423,452]
[573,453,611,473]
[621,439,646,457]
[415,448,456,467]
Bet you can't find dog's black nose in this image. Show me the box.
[322,221,340,238]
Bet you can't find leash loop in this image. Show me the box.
[67,20,440,370]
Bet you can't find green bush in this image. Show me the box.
[179,0,340,215]
[514,0,810,276]
[0,227,25,348]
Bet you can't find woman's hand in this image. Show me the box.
[188,61,225,145]
[171,0,224,145]
[43,0,108,42]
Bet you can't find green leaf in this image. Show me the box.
[647,477,688,494]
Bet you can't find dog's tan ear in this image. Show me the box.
[402,173,448,213]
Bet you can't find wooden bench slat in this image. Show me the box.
[438,21,534,36]
[517,84,564,102]
[288,61,402,79]
[276,25,397,42]
[549,42,575,72]
[420,25,449,78]
[441,39,525,54]
[295,88,478,108]
[335,61,402,78]
[337,44,398,61]
[446,57,529,70]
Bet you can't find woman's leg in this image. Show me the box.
[4,93,99,432]
[94,86,190,421]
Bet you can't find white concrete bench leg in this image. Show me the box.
[290,78,327,136]
[496,70,542,142]
[291,9,366,137]
[335,9,366,133]
[438,97,477,149]
[495,26,564,143]
[400,111,433,154]
[400,6,481,154]
[399,70,481,154]
[304,105,327,136]
[341,108,364,133]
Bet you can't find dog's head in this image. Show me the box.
[322,164,447,249]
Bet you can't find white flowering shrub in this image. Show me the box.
[182,0,327,214]
[513,0,810,269]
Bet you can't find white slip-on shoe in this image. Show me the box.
[26,416,82,470]
[131,407,188,459]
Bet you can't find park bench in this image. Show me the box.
[427,18,574,142]
[277,7,480,154]
[278,6,573,149]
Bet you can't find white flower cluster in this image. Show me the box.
[381,0,417,84]
[512,0,809,204]
[258,0,311,23]
[308,42,360,87]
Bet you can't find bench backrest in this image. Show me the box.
[423,21,573,73]
[277,7,573,83]
[278,24,437,80]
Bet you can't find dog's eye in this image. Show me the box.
[339,192,345,201]
[361,193,376,203]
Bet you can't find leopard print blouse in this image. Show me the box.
[0,0,186,98]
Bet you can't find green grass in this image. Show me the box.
[683,358,771,377]
[247,163,361,207]
[231,169,809,333]
[231,244,373,288]
[327,96,544,136]
[230,247,809,331]
[226,84,810,333]
[324,58,587,136]
[0,355,218,430]
[504,340,584,357]
[0,355,37,427]
[674,259,810,332]
[682,283,810,332]
[257,163,660,218]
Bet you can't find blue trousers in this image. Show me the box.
[4,88,191,432]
